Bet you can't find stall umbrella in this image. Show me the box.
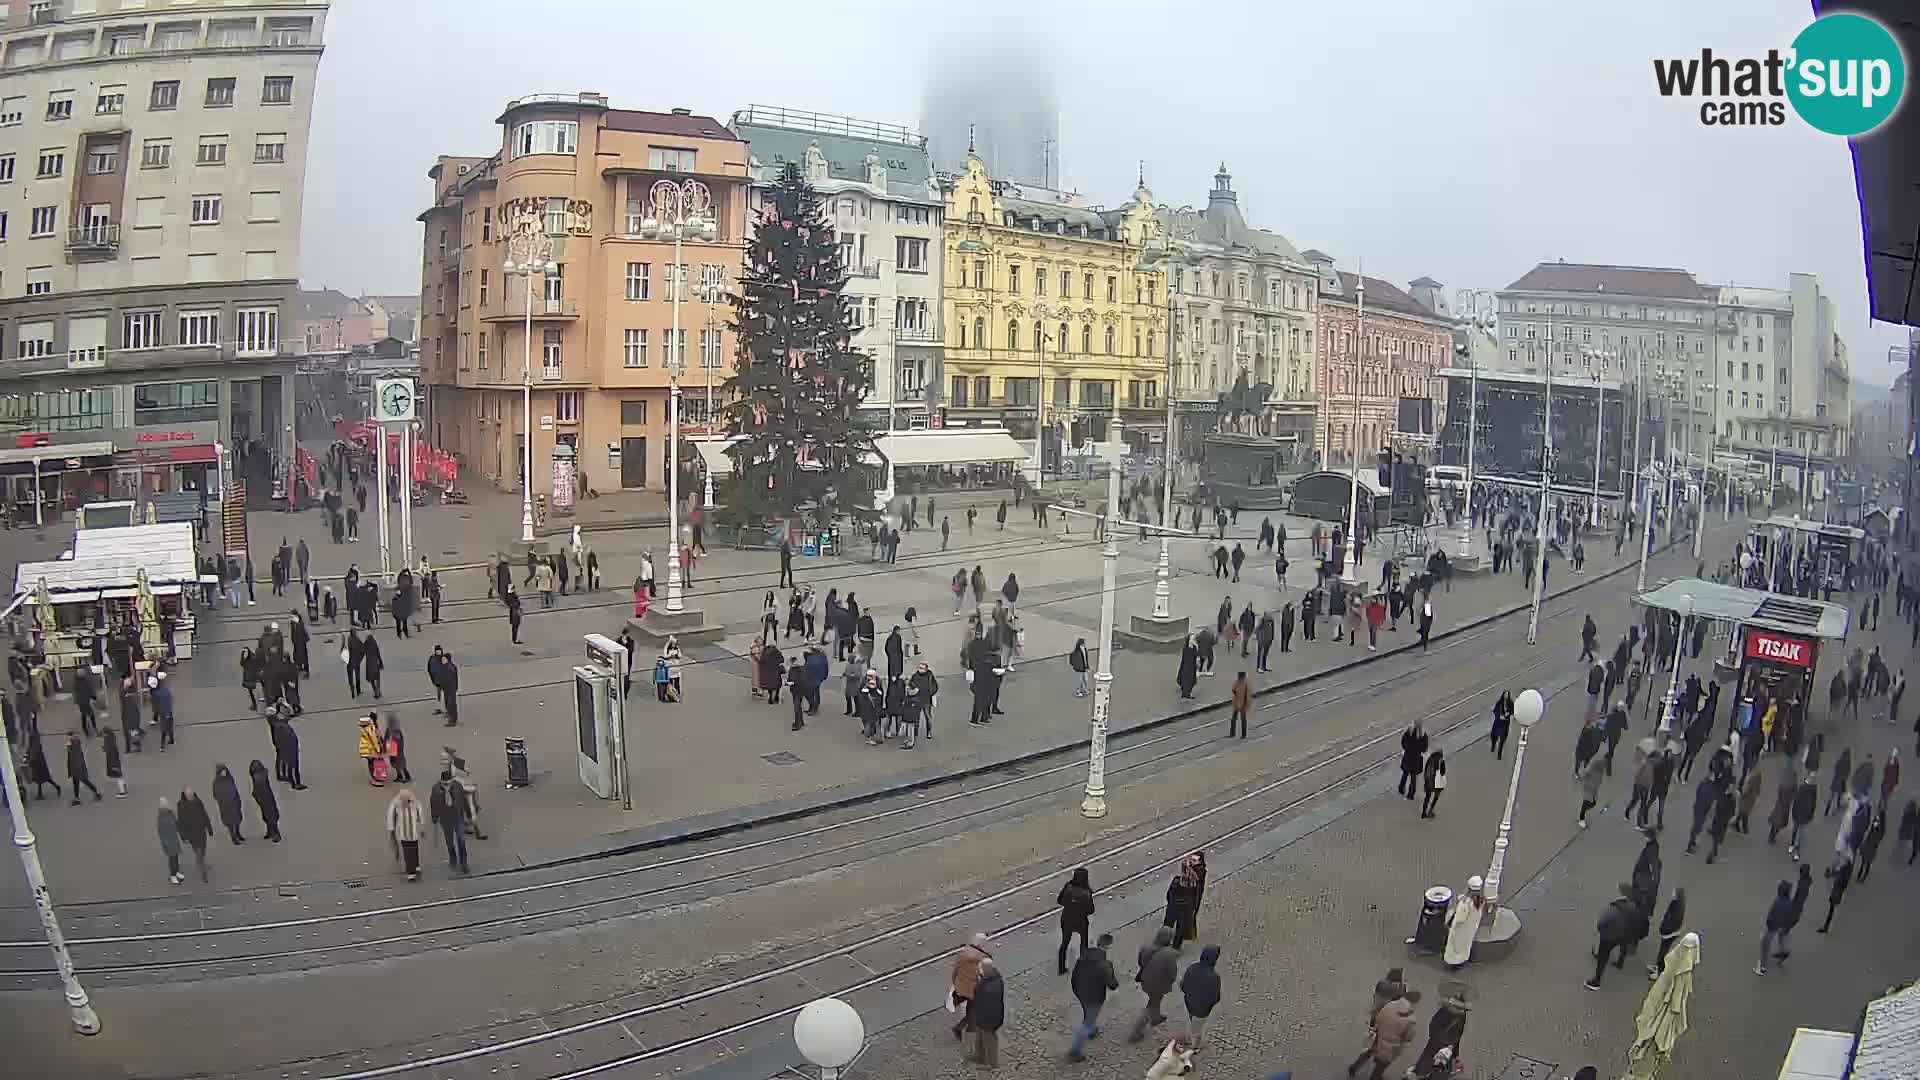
[1625,931,1698,1079]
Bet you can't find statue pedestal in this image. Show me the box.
[1115,612,1191,653]
[629,605,724,646]
[1471,906,1524,962]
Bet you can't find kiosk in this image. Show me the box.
[13,522,205,667]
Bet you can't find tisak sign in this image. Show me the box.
[1743,629,1812,668]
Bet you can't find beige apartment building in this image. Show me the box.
[418,93,748,499]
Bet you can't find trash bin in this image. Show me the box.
[504,737,530,788]
[1409,885,1453,954]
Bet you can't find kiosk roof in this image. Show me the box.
[1633,577,1850,640]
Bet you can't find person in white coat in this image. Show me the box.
[385,788,426,881]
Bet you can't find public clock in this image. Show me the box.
[374,378,417,422]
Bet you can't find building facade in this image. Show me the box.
[291,287,369,356]
[418,94,748,498]
[1158,165,1321,464]
[1308,253,1454,466]
[938,150,1164,454]
[0,0,325,503]
[1713,276,1852,499]
[730,106,942,426]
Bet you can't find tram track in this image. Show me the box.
[0,599,1548,979]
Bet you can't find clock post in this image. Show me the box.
[372,378,420,583]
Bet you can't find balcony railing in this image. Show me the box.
[894,324,940,344]
[487,296,580,321]
[541,364,564,382]
[65,223,120,254]
[847,260,880,279]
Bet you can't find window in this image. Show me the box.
[1106,276,1119,303]
[35,149,61,178]
[1757,336,1764,353]
[1104,326,1115,354]
[1008,265,1021,294]
[236,308,277,356]
[970,316,983,349]
[543,264,564,303]
[0,210,8,241]
[130,196,162,229]
[896,236,928,273]
[975,376,991,405]
[85,146,116,175]
[700,328,722,368]
[482,205,492,242]
[1006,320,1019,349]
[949,374,969,407]
[1081,324,1091,353]
[121,310,164,351]
[261,76,293,105]
[647,146,696,172]
[190,194,221,224]
[1030,321,1042,350]
[45,92,72,121]
[972,260,985,289]
[154,25,195,52]
[699,263,726,303]
[556,391,581,423]
[620,400,647,425]
[96,86,124,115]
[134,380,219,424]
[204,78,236,108]
[140,139,170,169]
[622,328,648,367]
[512,120,578,158]
[25,266,51,296]
[246,190,280,221]
[622,261,650,301]
[196,136,228,166]
[0,96,19,126]
[178,310,219,346]
[541,329,562,377]
[254,134,286,164]
[149,81,178,110]
[477,333,488,370]
[18,321,54,358]
[29,206,55,236]
[107,32,141,57]
[1084,272,1093,299]
[543,196,568,236]
[478,268,489,305]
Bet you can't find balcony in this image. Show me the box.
[484,296,580,322]
[1124,396,1163,412]
[65,223,120,258]
[894,324,941,344]
[847,260,880,279]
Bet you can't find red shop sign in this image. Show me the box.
[135,430,199,444]
[1744,629,1812,668]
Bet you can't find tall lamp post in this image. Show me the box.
[0,591,101,1035]
[1525,338,1553,646]
[1343,271,1366,586]
[640,179,716,616]
[1454,299,1497,560]
[502,225,557,546]
[1082,462,1122,818]
[1135,238,1187,619]
[1482,686,1543,930]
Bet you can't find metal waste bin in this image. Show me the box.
[1409,885,1453,954]
[504,737,530,788]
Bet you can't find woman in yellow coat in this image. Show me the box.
[356,714,386,785]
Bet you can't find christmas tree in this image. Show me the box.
[723,163,877,522]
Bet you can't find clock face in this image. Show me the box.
[380,382,413,417]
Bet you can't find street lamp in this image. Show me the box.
[1343,272,1367,586]
[502,226,558,546]
[1135,237,1188,620]
[1454,303,1496,560]
[1482,686,1543,925]
[1655,595,1694,734]
[793,997,865,1080]
[639,178,717,616]
[1082,462,1122,818]
[0,591,101,1036]
[1583,348,1617,529]
[1525,335,1554,646]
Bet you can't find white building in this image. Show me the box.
[0,0,325,502]
[1714,275,1851,499]
[731,106,943,427]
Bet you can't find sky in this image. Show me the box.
[298,0,1910,387]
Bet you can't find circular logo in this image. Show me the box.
[1786,13,1906,136]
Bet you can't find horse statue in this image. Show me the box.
[1214,372,1275,434]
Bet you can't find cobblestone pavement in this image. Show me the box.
[0,520,1740,1079]
[3,495,1644,905]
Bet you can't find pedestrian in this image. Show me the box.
[1176,635,1199,700]
[1574,719,1604,779]
[176,787,212,881]
[1370,967,1406,1021]
[100,727,125,798]
[1816,854,1853,933]
[24,731,60,800]
[1178,944,1222,1049]
[430,769,471,874]
[1162,856,1203,948]
[1128,926,1180,1042]
[1880,749,1900,811]
[386,787,425,881]
[1056,867,1095,974]
[1706,782,1737,863]
[1768,767,1797,844]
[1347,988,1420,1079]
[1068,638,1090,698]
[247,759,280,842]
[1827,746,1853,815]
[1755,879,1796,975]
[1417,598,1434,651]
[1399,723,1429,800]
[948,933,991,1040]
[1585,883,1638,989]
[1421,748,1447,818]
[1736,763,1766,834]
[1229,671,1250,739]
[1408,991,1469,1078]
[506,589,523,645]
[1067,931,1119,1062]
[1646,887,1686,978]
[1577,753,1606,827]
[1489,692,1512,758]
[357,715,386,785]
[1902,799,1920,865]
[64,733,101,804]
[384,714,411,782]
[1788,772,1818,858]
[1857,808,1887,882]
[965,957,1005,1068]
[211,764,246,843]
[155,796,185,883]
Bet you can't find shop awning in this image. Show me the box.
[1633,578,1851,640]
[0,441,114,466]
[24,590,100,605]
[690,437,742,479]
[875,428,1029,468]
[116,445,218,465]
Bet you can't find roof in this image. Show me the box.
[1156,206,1299,261]
[1000,194,1111,234]
[876,428,1029,467]
[1299,248,1331,263]
[732,115,934,200]
[1759,515,1866,540]
[1503,261,1713,302]
[362,294,420,318]
[295,289,370,321]
[1852,982,1920,1078]
[603,108,739,141]
[1324,272,1447,323]
[1632,578,1851,640]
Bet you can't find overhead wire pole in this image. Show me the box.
[1526,304,1552,645]
[1342,266,1365,585]
[0,591,101,1036]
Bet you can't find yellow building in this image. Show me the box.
[939,152,1165,455]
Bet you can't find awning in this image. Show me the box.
[875,429,1029,468]
[1633,578,1851,640]
[117,445,217,465]
[689,437,742,479]
[0,441,114,467]
[25,590,101,605]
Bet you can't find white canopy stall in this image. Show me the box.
[14,522,205,666]
[871,427,1031,509]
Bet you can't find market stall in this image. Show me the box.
[13,522,206,667]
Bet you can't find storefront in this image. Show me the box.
[0,440,115,526]
[1738,627,1819,724]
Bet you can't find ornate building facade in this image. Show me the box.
[1307,252,1455,467]
[1157,165,1321,465]
[938,151,1165,455]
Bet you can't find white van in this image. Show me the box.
[1430,466,1467,496]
